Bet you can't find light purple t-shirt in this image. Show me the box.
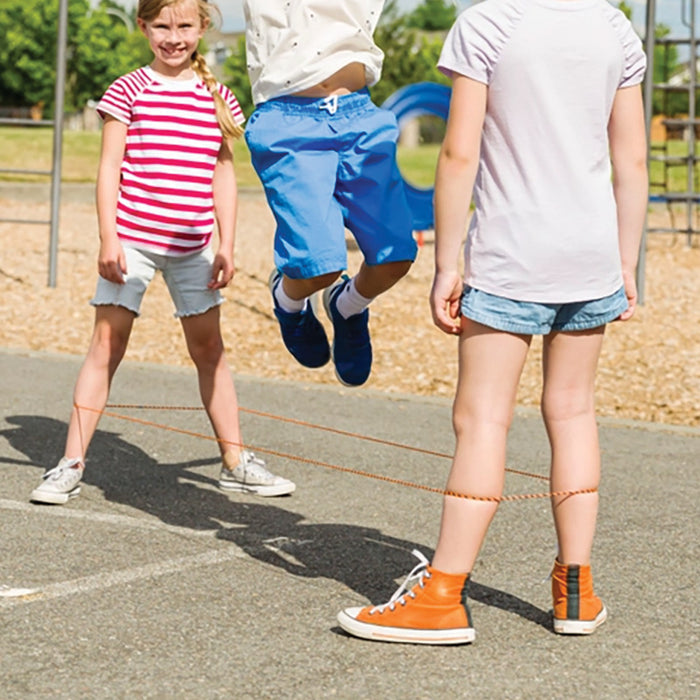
[438,0,646,302]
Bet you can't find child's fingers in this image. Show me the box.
[98,260,125,284]
[618,301,636,321]
[431,299,462,335]
[208,260,234,289]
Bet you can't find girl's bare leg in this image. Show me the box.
[65,305,135,460]
[541,328,605,565]
[431,320,531,574]
[180,306,242,462]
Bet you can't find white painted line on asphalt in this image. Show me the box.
[0,498,216,538]
[0,546,247,608]
[0,585,39,598]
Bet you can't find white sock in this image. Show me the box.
[274,279,307,313]
[335,277,373,319]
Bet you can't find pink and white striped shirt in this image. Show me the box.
[96,66,245,256]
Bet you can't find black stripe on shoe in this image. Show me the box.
[566,565,580,620]
[461,576,474,628]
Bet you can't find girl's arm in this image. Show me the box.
[431,74,487,335]
[608,84,648,321]
[210,139,237,289]
[96,116,128,283]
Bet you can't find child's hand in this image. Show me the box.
[617,269,637,321]
[209,252,234,289]
[98,239,126,284]
[430,270,463,335]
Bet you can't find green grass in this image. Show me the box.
[0,126,442,191]
[0,127,102,183]
[649,140,700,194]
[6,127,692,196]
[396,143,440,188]
[0,126,261,188]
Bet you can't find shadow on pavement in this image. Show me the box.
[2,413,551,631]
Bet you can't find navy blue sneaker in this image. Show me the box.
[269,270,330,368]
[322,276,372,387]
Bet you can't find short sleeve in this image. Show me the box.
[610,9,646,87]
[437,0,524,85]
[96,77,132,124]
[218,84,246,125]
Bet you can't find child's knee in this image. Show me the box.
[541,395,596,429]
[377,259,413,284]
[188,335,225,367]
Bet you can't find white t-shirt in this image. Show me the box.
[438,0,646,302]
[243,0,385,105]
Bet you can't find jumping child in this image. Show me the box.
[338,0,648,643]
[30,0,295,505]
[242,1,418,387]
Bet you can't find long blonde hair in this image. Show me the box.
[137,0,243,141]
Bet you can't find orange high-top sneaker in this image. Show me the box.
[337,550,475,645]
[551,559,607,635]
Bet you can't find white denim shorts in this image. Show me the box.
[91,245,223,318]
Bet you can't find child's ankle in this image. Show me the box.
[222,450,242,471]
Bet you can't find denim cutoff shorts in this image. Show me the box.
[245,88,417,279]
[460,285,629,334]
[91,245,223,318]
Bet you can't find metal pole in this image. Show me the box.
[684,0,696,245]
[48,0,68,288]
[639,0,656,305]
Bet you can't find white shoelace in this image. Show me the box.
[42,458,83,483]
[368,549,431,615]
[239,452,275,483]
[319,95,339,115]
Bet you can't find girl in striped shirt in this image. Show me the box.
[30,0,295,505]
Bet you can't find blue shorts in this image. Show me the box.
[245,89,417,279]
[460,285,629,334]
[91,245,223,318]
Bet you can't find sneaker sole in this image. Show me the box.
[337,608,475,645]
[553,605,608,635]
[30,485,81,505]
[218,481,296,497]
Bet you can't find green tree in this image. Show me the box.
[72,3,151,111]
[371,0,450,106]
[223,36,254,119]
[406,0,457,31]
[617,1,633,20]
[0,0,148,115]
[652,24,685,116]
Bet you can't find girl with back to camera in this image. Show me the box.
[30,0,295,505]
[337,0,648,644]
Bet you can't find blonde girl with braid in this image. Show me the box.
[30,0,296,505]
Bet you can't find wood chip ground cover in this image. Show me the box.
[1,195,698,428]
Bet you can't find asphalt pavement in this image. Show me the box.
[1,348,698,699]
